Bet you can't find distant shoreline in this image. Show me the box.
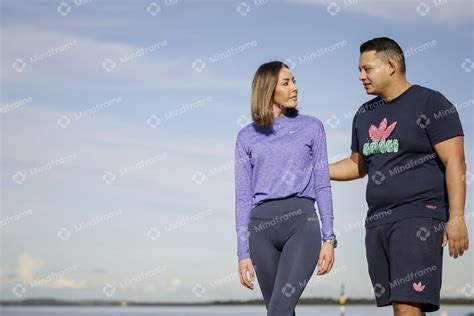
[1,297,473,307]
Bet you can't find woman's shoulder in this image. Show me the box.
[297,113,324,128]
[236,121,255,141]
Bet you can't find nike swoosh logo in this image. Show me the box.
[289,130,298,134]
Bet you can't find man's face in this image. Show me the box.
[358,50,391,96]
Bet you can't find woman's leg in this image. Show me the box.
[248,217,282,309]
[267,212,322,316]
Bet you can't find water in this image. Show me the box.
[0,305,473,316]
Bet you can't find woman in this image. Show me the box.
[234,61,337,316]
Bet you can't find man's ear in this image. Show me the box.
[387,58,397,76]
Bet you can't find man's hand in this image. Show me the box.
[317,242,335,275]
[238,258,255,290]
[329,151,367,181]
[442,214,469,258]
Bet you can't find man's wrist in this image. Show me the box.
[449,209,465,216]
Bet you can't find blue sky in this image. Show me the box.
[1,0,473,303]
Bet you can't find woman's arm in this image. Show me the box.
[234,134,253,261]
[311,120,336,275]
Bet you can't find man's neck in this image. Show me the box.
[380,81,412,102]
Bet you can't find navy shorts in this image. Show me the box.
[365,217,445,313]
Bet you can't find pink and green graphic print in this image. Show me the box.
[363,117,400,156]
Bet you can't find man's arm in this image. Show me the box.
[434,136,469,258]
[329,151,368,181]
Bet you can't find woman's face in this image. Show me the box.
[273,67,298,108]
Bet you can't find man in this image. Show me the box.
[329,37,469,315]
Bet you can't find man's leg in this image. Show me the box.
[392,302,426,316]
[388,217,444,314]
[365,224,392,308]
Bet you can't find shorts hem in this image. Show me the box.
[389,295,440,312]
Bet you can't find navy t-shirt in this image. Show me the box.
[351,84,464,227]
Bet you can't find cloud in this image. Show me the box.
[10,252,87,289]
[287,0,474,23]
[17,252,44,282]
[46,276,87,289]
[1,24,247,92]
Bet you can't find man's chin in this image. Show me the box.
[365,88,376,95]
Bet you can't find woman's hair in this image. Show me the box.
[251,61,299,126]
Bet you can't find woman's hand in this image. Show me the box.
[317,242,335,275]
[238,257,255,290]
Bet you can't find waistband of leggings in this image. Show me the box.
[249,196,315,219]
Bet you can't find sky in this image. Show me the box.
[0,0,473,303]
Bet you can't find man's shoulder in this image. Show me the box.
[355,96,384,116]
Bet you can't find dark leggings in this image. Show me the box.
[248,196,322,316]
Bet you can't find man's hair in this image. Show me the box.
[360,37,406,73]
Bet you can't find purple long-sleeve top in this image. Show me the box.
[234,112,335,260]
